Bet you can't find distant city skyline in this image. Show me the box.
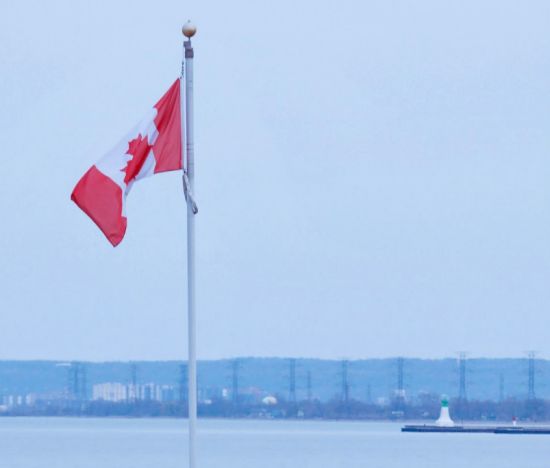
[2,1,550,360]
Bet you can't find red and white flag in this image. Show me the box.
[71,79,182,246]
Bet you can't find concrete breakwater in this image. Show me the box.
[402,424,550,434]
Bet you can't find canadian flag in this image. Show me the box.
[71,79,182,246]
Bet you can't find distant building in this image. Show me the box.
[262,395,277,405]
[92,383,127,402]
[1,394,36,407]
[92,382,177,402]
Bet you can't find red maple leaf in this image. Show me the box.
[122,133,153,184]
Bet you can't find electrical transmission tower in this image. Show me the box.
[397,357,404,394]
[366,383,372,404]
[455,352,468,422]
[81,364,87,401]
[178,363,188,403]
[288,358,296,404]
[130,363,138,402]
[67,364,76,399]
[67,362,87,401]
[458,352,467,401]
[527,351,536,400]
[394,357,405,410]
[341,360,350,405]
[232,359,240,406]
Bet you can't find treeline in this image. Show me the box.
[4,396,550,421]
[0,358,547,402]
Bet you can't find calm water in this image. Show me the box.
[0,417,548,468]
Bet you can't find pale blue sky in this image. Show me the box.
[1,0,550,360]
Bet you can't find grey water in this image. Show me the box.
[0,417,548,468]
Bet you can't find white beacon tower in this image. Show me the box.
[435,395,454,427]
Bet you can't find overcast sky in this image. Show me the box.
[1,0,550,361]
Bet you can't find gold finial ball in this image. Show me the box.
[182,21,197,38]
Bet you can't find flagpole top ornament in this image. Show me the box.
[182,21,197,38]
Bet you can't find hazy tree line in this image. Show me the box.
[4,394,550,422]
[1,356,549,420]
[1,358,547,402]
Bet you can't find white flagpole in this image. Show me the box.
[182,21,197,468]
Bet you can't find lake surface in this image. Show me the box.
[0,417,548,468]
